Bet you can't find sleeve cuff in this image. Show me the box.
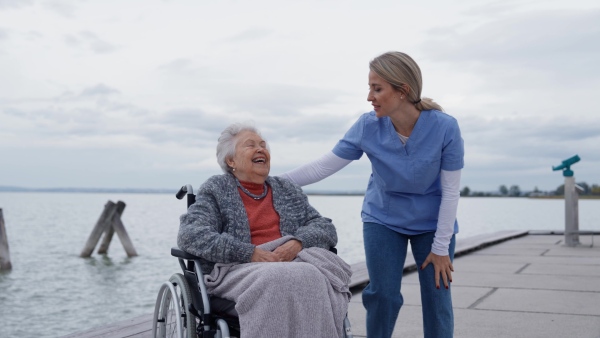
[231,242,256,263]
[431,245,450,256]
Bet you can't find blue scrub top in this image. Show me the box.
[332,110,464,235]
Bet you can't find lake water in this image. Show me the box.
[0,192,599,337]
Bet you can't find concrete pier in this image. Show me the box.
[349,232,600,337]
[63,231,600,338]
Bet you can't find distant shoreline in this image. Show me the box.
[461,195,600,199]
[0,187,175,194]
[0,186,365,196]
[2,186,598,198]
[527,195,600,200]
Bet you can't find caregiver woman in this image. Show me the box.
[281,51,464,338]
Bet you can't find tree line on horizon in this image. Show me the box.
[460,182,600,197]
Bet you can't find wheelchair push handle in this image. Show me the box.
[175,184,194,199]
[176,184,196,208]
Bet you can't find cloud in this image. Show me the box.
[0,0,33,10]
[464,114,600,156]
[180,80,357,142]
[418,6,600,137]
[157,58,211,78]
[42,0,77,18]
[156,58,232,88]
[159,108,223,132]
[23,30,43,40]
[462,0,521,17]
[458,112,600,191]
[248,111,354,143]
[424,9,600,80]
[158,58,194,72]
[154,59,354,141]
[2,0,598,191]
[1,84,136,140]
[0,83,220,156]
[146,108,226,147]
[221,27,273,43]
[0,77,355,185]
[79,83,120,97]
[64,31,119,54]
[44,84,123,106]
[207,82,347,114]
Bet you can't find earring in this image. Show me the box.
[232,168,236,172]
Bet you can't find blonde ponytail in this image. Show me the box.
[415,97,443,112]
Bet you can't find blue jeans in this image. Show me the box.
[362,222,455,338]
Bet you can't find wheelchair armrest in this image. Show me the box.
[171,247,202,260]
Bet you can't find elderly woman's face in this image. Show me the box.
[227,131,270,183]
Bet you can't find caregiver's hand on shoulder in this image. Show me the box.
[421,252,454,290]
[273,239,303,262]
[251,248,279,262]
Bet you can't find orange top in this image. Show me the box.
[237,181,282,245]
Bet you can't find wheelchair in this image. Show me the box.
[152,184,354,338]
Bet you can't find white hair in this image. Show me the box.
[216,122,267,173]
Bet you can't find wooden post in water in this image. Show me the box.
[0,208,13,270]
[110,202,138,257]
[97,201,138,257]
[82,200,138,258]
[97,202,123,254]
[80,201,118,257]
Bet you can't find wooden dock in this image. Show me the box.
[65,230,562,338]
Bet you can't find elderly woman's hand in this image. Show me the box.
[273,239,303,262]
[251,248,279,262]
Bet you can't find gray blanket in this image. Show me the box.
[204,236,352,338]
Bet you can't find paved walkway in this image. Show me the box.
[63,232,600,337]
[348,233,600,338]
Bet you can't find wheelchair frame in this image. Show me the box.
[152,184,353,338]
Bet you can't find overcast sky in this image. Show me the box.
[0,0,599,192]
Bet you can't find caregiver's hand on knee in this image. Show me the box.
[273,240,302,262]
[421,252,454,289]
[251,248,279,262]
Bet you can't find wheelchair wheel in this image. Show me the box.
[169,273,197,338]
[152,273,197,338]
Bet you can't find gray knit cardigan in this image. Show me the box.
[177,173,338,274]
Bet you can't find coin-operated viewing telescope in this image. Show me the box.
[552,155,582,246]
[552,155,580,177]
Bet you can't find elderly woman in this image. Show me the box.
[177,122,352,338]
